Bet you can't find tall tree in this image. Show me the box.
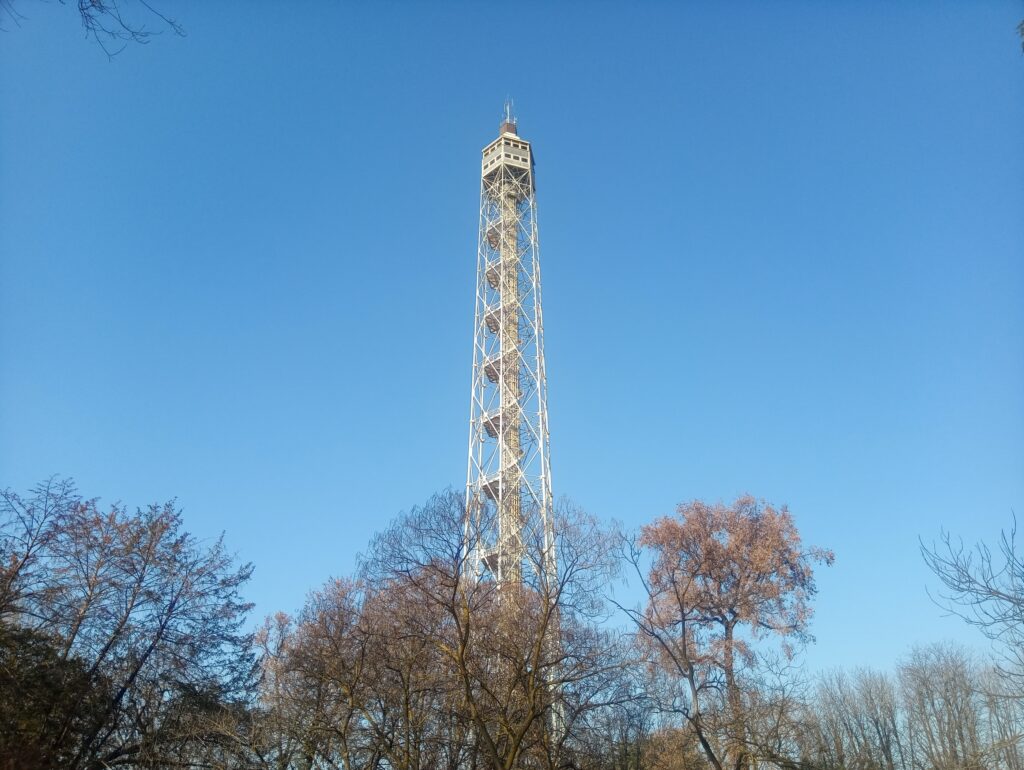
[357,491,626,770]
[247,492,635,770]
[622,495,832,770]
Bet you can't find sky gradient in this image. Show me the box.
[2,1,1022,673]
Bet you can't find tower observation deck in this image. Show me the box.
[465,106,555,587]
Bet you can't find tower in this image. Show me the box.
[465,104,554,587]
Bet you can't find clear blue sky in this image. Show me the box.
[2,1,1022,673]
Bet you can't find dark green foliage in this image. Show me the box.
[0,478,256,770]
[0,623,108,770]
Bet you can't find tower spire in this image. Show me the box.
[500,97,518,136]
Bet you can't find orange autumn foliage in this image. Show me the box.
[634,495,833,770]
[640,495,833,663]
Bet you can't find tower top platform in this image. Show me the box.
[482,101,533,181]
[481,129,533,181]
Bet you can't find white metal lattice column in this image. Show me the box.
[464,105,555,589]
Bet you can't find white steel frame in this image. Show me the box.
[464,116,555,589]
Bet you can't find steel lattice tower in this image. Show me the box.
[465,105,554,587]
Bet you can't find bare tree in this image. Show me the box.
[977,666,1024,770]
[795,667,907,770]
[922,517,1024,681]
[0,0,183,56]
[355,490,627,770]
[0,478,255,770]
[793,644,1024,770]
[899,644,983,770]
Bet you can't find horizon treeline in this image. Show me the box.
[1,477,1021,770]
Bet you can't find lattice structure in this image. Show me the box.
[465,105,554,587]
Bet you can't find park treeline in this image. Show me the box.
[1,478,1021,770]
